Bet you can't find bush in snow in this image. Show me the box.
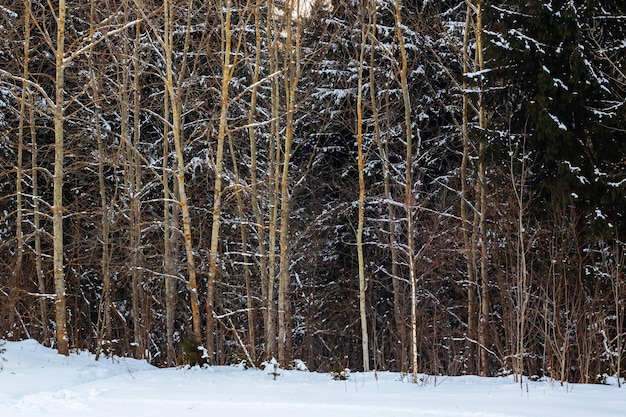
[176,340,207,368]
[0,340,5,370]
[330,368,350,381]
[292,359,309,371]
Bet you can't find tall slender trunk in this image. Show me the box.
[53,0,69,356]
[163,0,202,347]
[277,0,301,366]
[264,0,281,361]
[118,0,144,358]
[12,0,32,340]
[206,0,234,362]
[90,0,112,359]
[162,84,177,366]
[510,138,530,382]
[461,1,478,375]
[394,0,419,383]
[228,130,256,360]
[612,243,623,388]
[355,6,369,372]
[377,84,405,370]
[28,0,47,345]
[474,0,491,376]
[247,0,265,363]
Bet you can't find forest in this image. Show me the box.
[0,0,625,384]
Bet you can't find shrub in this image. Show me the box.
[0,340,6,371]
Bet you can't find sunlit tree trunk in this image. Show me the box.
[163,0,203,347]
[264,0,281,361]
[277,0,302,366]
[52,0,69,356]
[355,3,370,372]
[394,0,419,383]
[247,0,265,363]
[206,0,234,362]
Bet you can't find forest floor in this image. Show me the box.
[0,339,623,416]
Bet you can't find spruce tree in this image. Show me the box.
[488,0,626,233]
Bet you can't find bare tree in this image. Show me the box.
[205,0,236,362]
[245,0,265,363]
[459,0,491,376]
[355,0,371,372]
[277,0,302,366]
[51,0,70,356]
[91,0,113,359]
[264,0,281,362]
[508,135,531,383]
[162,0,203,347]
[473,0,491,377]
[10,0,32,341]
[371,17,406,373]
[393,0,420,383]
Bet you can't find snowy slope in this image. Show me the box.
[0,340,623,417]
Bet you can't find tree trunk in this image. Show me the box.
[277,0,301,367]
[461,1,478,375]
[264,0,281,361]
[164,0,202,348]
[394,0,419,383]
[12,0,32,340]
[474,0,491,377]
[53,0,69,356]
[355,6,370,372]
[90,0,112,359]
[228,129,256,361]
[206,0,234,362]
[247,0,265,363]
[162,83,178,366]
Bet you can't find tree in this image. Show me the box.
[205,0,235,362]
[277,0,303,366]
[51,0,70,356]
[392,0,420,383]
[354,0,372,373]
[162,0,203,348]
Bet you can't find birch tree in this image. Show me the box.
[0,0,151,356]
[161,0,203,347]
[205,0,235,362]
[355,1,370,372]
[277,0,303,366]
[50,0,70,356]
[393,0,420,383]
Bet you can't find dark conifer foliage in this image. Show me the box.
[488,0,626,230]
[0,0,624,381]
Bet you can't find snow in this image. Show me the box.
[548,113,567,131]
[1,339,624,417]
[0,5,18,19]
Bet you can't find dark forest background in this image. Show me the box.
[1,0,625,383]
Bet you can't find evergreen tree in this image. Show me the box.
[488,0,626,233]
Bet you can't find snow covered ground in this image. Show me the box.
[0,339,623,417]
